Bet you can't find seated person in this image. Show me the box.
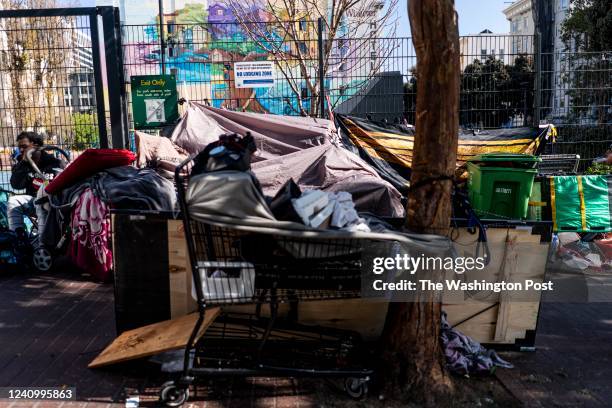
[7,131,65,240]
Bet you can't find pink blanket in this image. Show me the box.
[68,188,113,281]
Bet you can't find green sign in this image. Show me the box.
[131,75,179,129]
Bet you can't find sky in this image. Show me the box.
[60,0,513,33]
[398,0,511,37]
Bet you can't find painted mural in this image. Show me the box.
[123,1,372,115]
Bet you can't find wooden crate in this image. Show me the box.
[166,222,550,347]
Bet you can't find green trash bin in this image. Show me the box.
[467,153,541,219]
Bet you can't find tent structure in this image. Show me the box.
[336,114,554,195]
[165,103,405,217]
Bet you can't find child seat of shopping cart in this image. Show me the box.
[160,137,452,407]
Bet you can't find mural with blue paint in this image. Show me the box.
[123,1,363,115]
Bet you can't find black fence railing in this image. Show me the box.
[121,23,537,128]
[1,11,611,178]
[540,51,612,168]
[0,7,127,189]
[0,13,100,186]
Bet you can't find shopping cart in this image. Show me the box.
[160,159,378,406]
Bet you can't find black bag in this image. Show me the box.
[268,179,302,222]
[192,132,257,175]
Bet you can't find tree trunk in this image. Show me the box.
[380,0,460,406]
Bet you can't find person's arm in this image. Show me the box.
[10,160,31,190]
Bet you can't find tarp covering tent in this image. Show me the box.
[336,114,553,195]
[170,102,332,160]
[164,103,405,217]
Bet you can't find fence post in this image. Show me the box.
[158,0,166,75]
[317,17,326,119]
[101,6,128,149]
[90,11,109,149]
[533,31,542,128]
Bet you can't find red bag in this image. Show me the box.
[45,149,135,194]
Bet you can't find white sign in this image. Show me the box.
[234,61,275,88]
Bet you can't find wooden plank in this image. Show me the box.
[444,303,498,343]
[168,220,197,318]
[494,233,517,341]
[88,308,220,368]
[298,299,388,341]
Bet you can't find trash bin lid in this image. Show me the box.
[468,153,542,163]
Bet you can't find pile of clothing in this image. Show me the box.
[40,150,176,281]
[550,232,612,272]
[441,312,513,376]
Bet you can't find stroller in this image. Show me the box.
[2,146,71,272]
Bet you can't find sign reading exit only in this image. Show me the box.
[131,75,179,129]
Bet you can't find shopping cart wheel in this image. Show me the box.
[32,246,53,272]
[159,381,189,407]
[344,377,369,399]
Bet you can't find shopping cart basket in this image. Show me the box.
[159,159,379,406]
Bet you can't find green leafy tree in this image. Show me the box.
[560,0,612,123]
[404,56,534,127]
[71,112,98,150]
[460,55,535,128]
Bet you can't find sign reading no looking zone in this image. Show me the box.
[131,75,179,129]
[234,61,275,88]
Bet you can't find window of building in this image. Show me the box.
[481,49,487,60]
[301,87,308,98]
[560,0,568,9]
[216,9,223,16]
[370,51,377,60]
[80,86,88,94]
[339,62,347,72]
[491,49,496,58]
[299,19,307,31]
[499,49,505,60]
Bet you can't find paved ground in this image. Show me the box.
[496,302,612,408]
[0,270,610,407]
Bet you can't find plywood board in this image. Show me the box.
[168,220,197,317]
[89,308,220,368]
[298,299,388,341]
[165,225,548,345]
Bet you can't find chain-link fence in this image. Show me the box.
[540,50,612,169]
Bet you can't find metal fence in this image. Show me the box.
[0,7,128,189]
[1,11,610,178]
[121,22,536,128]
[0,13,100,187]
[540,50,612,168]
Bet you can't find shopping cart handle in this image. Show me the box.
[197,261,254,269]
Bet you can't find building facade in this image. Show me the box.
[504,0,570,121]
[64,29,96,113]
[459,29,513,70]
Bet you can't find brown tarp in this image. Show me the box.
[172,103,331,160]
[170,103,404,217]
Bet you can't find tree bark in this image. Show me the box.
[380,0,460,406]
